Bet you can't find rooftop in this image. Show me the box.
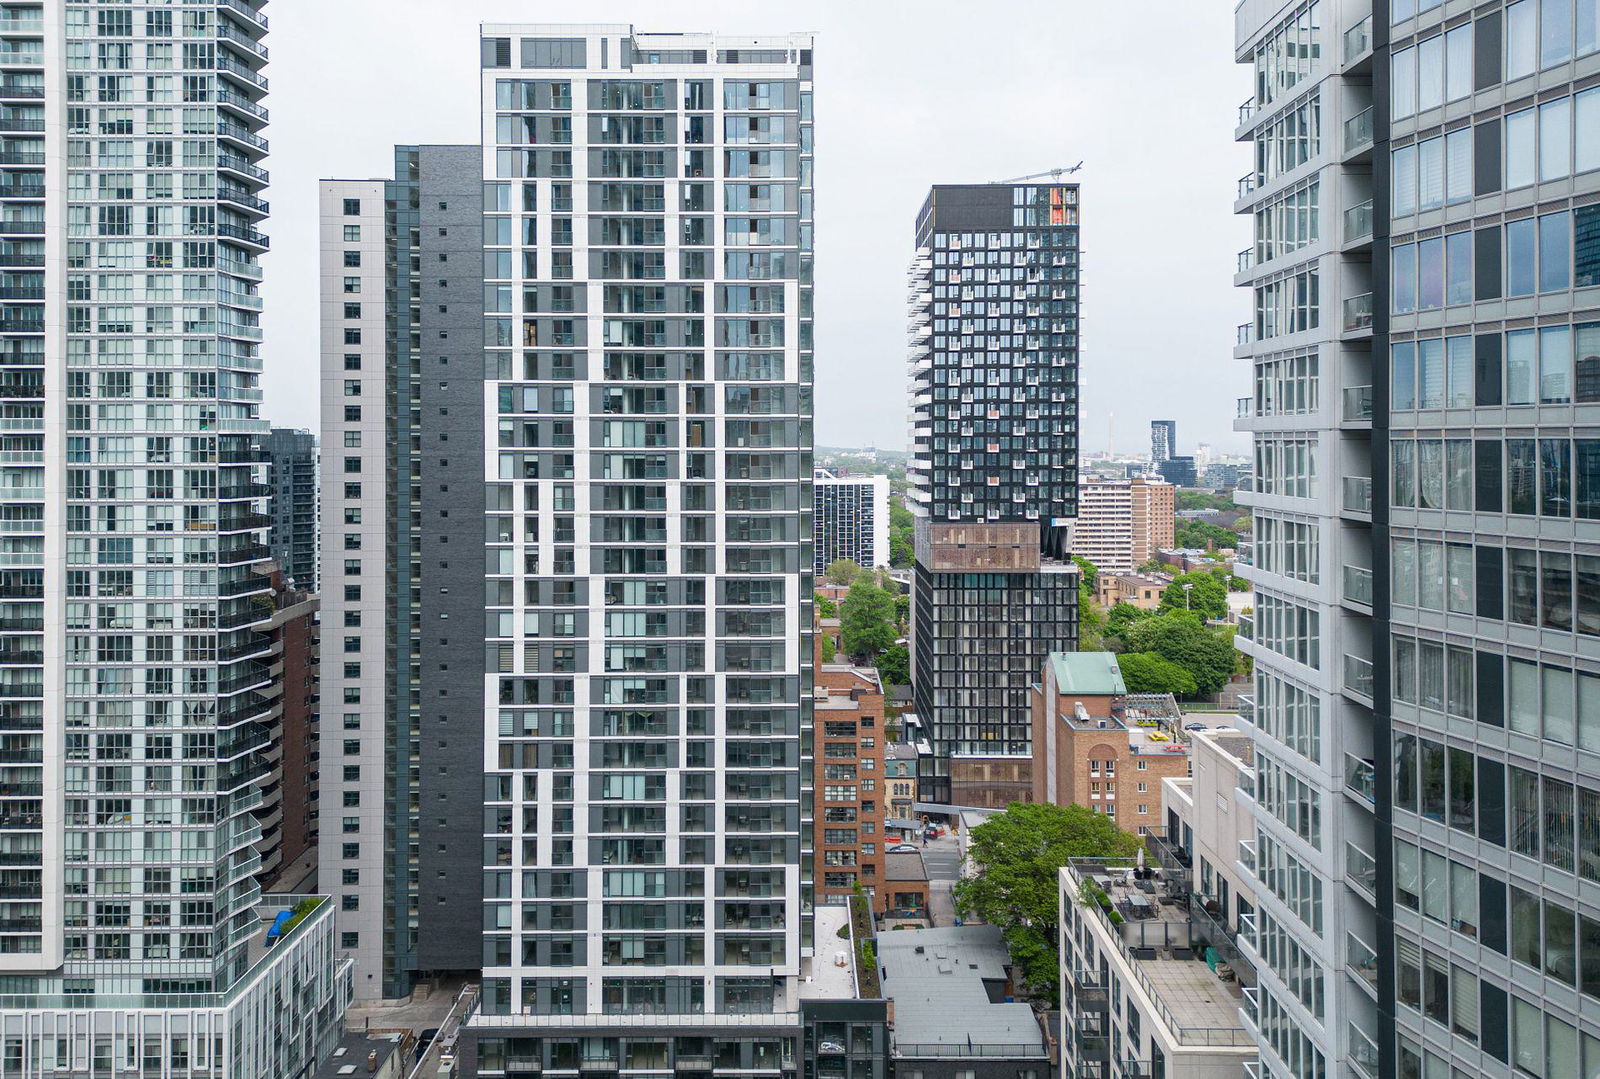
[886,743,919,761]
[1047,651,1126,696]
[885,851,929,883]
[799,905,858,1001]
[1064,860,1250,1048]
[876,926,1047,1058]
[1190,723,1255,768]
[312,1033,403,1079]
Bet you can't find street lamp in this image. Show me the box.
[1182,582,1194,611]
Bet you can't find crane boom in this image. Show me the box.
[991,162,1083,184]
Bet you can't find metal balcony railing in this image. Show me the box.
[1342,564,1374,606]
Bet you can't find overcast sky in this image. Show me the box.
[259,0,1251,456]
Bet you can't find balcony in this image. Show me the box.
[1238,96,1257,126]
[1236,323,1252,346]
[1237,247,1254,274]
[1343,107,1374,155]
[1237,171,1257,200]
[1341,476,1372,515]
[1236,839,1256,875]
[1345,841,1377,898]
[1342,292,1374,334]
[1236,396,1252,419]
[1349,1023,1379,1079]
[1072,969,1109,1012]
[1342,564,1374,608]
[1343,200,1374,245]
[1343,753,1376,805]
[1236,613,1251,641]
[1343,654,1374,700]
[1347,932,1378,995]
[1344,15,1373,64]
[1341,384,1373,421]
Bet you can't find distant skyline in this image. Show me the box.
[257,0,1250,454]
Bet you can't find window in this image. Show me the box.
[343,199,360,216]
[343,225,361,242]
[343,250,360,268]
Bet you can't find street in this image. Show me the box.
[917,829,968,927]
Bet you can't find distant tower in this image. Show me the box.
[1150,419,1177,463]
[1107,410,1115,457]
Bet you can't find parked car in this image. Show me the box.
[887,843,919,853]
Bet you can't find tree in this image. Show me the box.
[1124,613,1237,695]
[814,593,838,618]
[1070,555,1098,591]
[888,497,914,568]
[875,643,910,686]
[953,803,1141,1004]
[1106,601,1152,639]
[1136,558,1167,575]
[1177,489,1236,513]
[824,559,865,586]
[1175,520,1238,551]
[820,634,837,663]
[1157,572,1228,621]
[1116,651,1198,697]
[840,578,898,657]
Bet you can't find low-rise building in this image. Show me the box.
[257,570,320,892]
[800,904,890,1079]
[1058,857,1255,1079]
[885,743,918,824]
[1154,722,1255,945]
[1095,571,1172,611]
[877,925,1052,1079]
[815,643,888,911]
[1029,653,1191,837]
[883,851,930,923]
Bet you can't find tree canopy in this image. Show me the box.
[888,497,914,568]
[840,578,899,657]
[814,593,838,618]
[1175,520,1238,551]
[1123,612,1237,695]
[1158,571,1229,621]
[1116,651,1198,697]
[953,803,1142,1004]
[824,559,866,586]
[875,643,910,687]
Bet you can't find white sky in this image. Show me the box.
[258,0,1252,455]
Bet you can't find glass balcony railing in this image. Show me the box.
[1237,247,1254,273]
[1347,932,1379,992]
[1342,292,1374,332]
[1342,384,1373,421]
[1349,1022,1380,1079]
[1237,613,1252,641]
[1238,912,1256,951]
[1236,396,1253,418]
[1238,96,1258,125]
[1342,564,1373,606]
[1344,654,1374,698]
[1344,107,1374,153]
[1344,199,1373,243]
[1345,841,1378,897]
[1344,15,1373,63]
[1344,753,1376,804]
[1236,322,1252,346]
[1342,476,1372,514]
[1237,838,1256,874]
[1237,171,1257,199]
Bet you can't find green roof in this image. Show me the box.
[1047,651,1127,696]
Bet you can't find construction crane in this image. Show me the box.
[991,163,1083,184]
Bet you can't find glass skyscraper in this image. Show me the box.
[0,2,347,1076]
[906,183,1081,807]
[1234,1,1600,1077]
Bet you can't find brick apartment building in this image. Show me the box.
[1030,652,1191,837]
[814,631,888,912]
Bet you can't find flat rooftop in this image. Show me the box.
[800,905,858,1001]
[877,926,1046,1058]
[1068,862,1248,1046]
[313,1033,403,1079]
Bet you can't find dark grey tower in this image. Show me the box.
[907,183,1081,806]
[263,427,318,591]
